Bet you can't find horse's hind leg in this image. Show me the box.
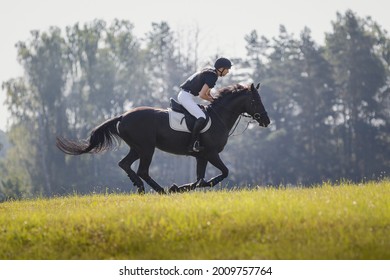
[137,149,166,195]
[118,149,145,194]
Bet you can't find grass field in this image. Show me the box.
[0,180,389,260]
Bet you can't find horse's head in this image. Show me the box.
[212,83,270,128]
[244,83,270,127]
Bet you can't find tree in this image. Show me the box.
[325,10,389,180]
[0,130,10,157]
[4,27,69,195]
[144,21,189,106]
[63,19,147,193]
[290,28,337,183]
[240,26,337,185]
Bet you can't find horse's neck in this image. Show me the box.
[209,95,245,130]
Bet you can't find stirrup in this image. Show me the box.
[192,140,204,152]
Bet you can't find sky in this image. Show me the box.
[1,0,389,131]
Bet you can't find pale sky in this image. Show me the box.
[1,0,389,131]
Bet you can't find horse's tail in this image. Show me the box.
[56,115,123,155]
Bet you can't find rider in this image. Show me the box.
[179,57,232,152]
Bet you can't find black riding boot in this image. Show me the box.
[188,117,206,152]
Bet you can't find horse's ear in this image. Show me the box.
[256,83,260,89]
[250,83,255,91]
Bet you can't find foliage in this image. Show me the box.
[0,180,389,259]
[0,179,24,201]
[0,10,389,197]
[0,129,10,158]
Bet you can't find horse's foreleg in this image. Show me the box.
[196,157,208,181]
[169,181,197,193]
[169,157,208,193]
[118,149,145,194]
[204,154,229,187]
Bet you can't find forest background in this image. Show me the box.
[0,10,389,198]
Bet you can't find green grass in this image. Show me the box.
[0,180,389,260]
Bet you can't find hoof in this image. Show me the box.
[169,184,179,193]
[196,179,207,188]
[137,187,145,195]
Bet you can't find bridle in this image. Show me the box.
[210,88,268,136]
[244,96,268,121]
[229,96,268,136]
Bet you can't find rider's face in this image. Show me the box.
[218,68,230,77]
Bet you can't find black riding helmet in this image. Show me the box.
[214,57,232,69]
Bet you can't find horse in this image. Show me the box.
[56,83,270,194]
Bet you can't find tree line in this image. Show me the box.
[0,10,389,198]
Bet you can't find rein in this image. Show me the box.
[228,113,257,137]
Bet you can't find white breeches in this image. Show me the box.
[178,90,206,119]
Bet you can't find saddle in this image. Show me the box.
[168,98,211,133]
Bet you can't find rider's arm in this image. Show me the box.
[199,84,214,102]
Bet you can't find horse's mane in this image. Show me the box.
[213,84,249,102]
[218,84,247,94]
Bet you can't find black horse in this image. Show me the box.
[56,83,270,194]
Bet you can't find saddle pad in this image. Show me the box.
[168,109,211,133]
